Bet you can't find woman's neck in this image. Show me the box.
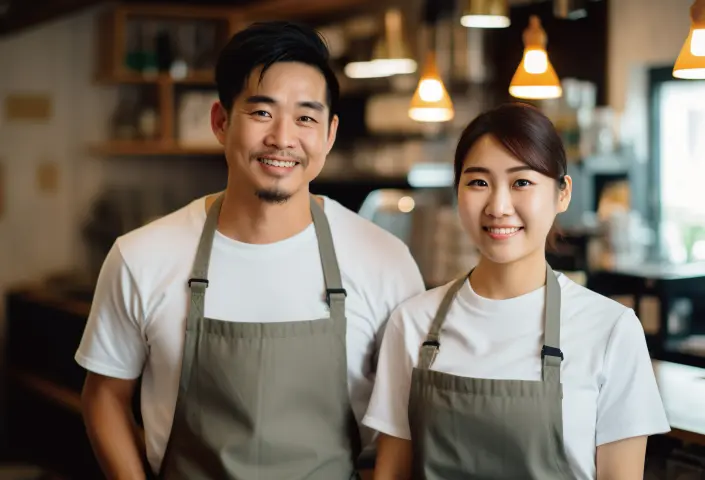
[469,250,548,300]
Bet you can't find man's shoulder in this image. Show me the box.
[115,197,204,273]
[324,197,411,260]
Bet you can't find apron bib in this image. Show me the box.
[159,194,361,479]
[408,263,576,479]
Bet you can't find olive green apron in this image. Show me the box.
[159,194,361,479]
[408,263,575,479]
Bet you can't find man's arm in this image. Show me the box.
[81,372,147,480]
[75,242,150,478]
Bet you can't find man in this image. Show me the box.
[75,20,425,480]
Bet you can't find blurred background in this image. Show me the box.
[1,0,705,478]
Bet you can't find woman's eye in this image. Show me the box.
[467,179,488,187]
[514,179,533,188]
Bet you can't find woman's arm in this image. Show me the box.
[596,435,647,480]
[373,434,413,480]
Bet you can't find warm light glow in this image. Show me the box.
[692,28,705,55]
[508,85,563,99]
[523,49,548,74]
[460,15,510,28]
[461,0,510,29]
[673,0,705,79]
[509,16,562,100]
[344,59,417,79]
[408,52,454,123]
[408,107,454,123]
[397,196,415,213]
[418,79,444,102]
[345,8,417,79]
[674,28,705,79]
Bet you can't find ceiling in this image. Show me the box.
[0,0,568,38]
[0,0,373,37]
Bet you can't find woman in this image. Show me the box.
[363,102,670,479]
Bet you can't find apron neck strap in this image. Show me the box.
[188,193,224,293]
[418,263,563,384]
[541,263,562,384]
[418,275,466,370]
[309,196,346,316]
[186,193,346,321]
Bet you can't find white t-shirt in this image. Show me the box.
[362,271,671,480]
[75,195,426,474]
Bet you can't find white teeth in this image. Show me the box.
[259,158,297,168]
[487,227,521,235]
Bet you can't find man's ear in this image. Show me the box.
[325,114,339,155]
[211,101,228,145]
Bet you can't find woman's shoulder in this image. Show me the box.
[558,272,633,321]
[386,278,466,337]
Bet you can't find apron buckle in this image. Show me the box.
[541,345,564,360]
[326,287,347,304]
[188,278,209,288]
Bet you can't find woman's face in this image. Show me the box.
[457,134,572,266]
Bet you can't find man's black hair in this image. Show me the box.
[215,21,340,123]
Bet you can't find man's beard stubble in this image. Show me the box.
[255,188,291,204]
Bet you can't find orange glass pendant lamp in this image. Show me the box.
[408,51,454,123]
[673,0,705,79]
[509,15,562,99]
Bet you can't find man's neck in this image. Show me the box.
[205,187,319,245]
[470,250,548,300]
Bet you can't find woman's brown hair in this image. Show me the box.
[453,102,568,249]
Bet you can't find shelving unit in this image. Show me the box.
[90,3,243,156]
[89,0,381,158]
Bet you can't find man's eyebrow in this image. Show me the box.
[244,96,325,112]
[298,101,325,112]
[245,95,276,105]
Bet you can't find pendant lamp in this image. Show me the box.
[460,0,511,29]
[673,0,705,79]
[508,15,562,100]
[408,51,454,123]
[344,9,417,79]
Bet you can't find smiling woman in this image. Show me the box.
[363,103,671,480]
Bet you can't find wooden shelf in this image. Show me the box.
[89,141,224,156]
[9,368,82,414]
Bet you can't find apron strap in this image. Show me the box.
[310,196,346,319]
[186,194,346,329]
[418,263,564,385]
[418,275,467,369]
[541,263,563,385]
[186,193,225,330]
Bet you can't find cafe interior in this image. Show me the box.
[0,0,704,477]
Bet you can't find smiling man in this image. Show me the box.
[75,21,425,480]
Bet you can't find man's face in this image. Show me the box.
[211,61,338,204]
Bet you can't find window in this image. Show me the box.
[650,67,705,262]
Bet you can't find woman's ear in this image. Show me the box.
[557,175,573,213]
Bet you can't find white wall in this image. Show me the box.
[0,6,227,352]
[608,0,693,160]
[0,6,117,334]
